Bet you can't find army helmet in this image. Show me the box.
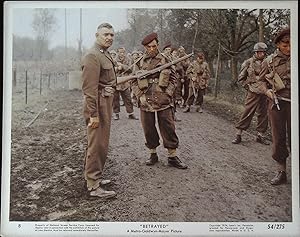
[253,42,268,52]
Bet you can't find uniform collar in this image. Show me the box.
[94,42,106,53]
[274,48,290,60]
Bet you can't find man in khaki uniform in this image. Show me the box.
[232,42,270,145]
[112,47,138,120]
[257,28,291,185]
[183,52,211,113]
[178,46,191,108]
[81,23,117,198]
[131,32,188,169]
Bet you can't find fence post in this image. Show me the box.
[13,67,17,88]
[25,70,28,104]
[48,73,51,89]
[214,42,221,99]
[40,71,42,95]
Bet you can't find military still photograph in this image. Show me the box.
[5,5,296,224]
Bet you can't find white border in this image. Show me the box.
[2,1,299,237]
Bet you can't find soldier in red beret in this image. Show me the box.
[131,32,188,169]
[257,27,291,185]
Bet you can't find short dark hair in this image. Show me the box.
[97,23,113,31]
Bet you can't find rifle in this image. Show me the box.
[117,53,193,85]
[271,90,280,111]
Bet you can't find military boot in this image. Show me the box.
[128,114,139,120]
[196,106,203,113]
[89,187,117,199]
[146,153,158,166]
[271,171,287,185]
[183,106,190,113]
[168,156,188,169]
[232,135,242,144]
[113,113,120,120]
[256,135,270,145]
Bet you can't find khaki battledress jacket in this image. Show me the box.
[115,56,131,91]
[81,42,116,191]
[186,60,210,89]
[131,52,177,112]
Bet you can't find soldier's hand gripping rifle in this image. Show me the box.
[271,89,280,111]
[117,53,193,85]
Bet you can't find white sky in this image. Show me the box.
[12,8,129,49]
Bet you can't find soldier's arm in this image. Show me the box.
[256,59,271,95]
[165,65,178,97]
[131,64,144,98]
[81,53,100,118]
[237,60,250,83]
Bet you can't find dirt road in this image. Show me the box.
[9,89,292,222]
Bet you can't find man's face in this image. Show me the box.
[132,53,139,60]
[145,40,159,58]
[255,51,266,60]
[197,57,204,63]
[95,27,114,49]
[172,50,178,58]
[178,48,185,56]
[277,40,290,56]
[118,48,126,60]
[163,47,172,56]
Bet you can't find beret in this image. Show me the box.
[162,41,172,50]
[142,32,158,46]
[274,28,290,44]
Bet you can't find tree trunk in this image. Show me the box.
[258,9,264,42]
[230,56,238,86]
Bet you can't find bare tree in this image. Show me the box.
[32,8,57,60]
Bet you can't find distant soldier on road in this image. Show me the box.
[131,32,188,169]
[183,52,211,113]
[232,42,270,145]
[81,23,117,199]
[178,46,191,108]
[257,28,291,185]
[113,47,138,120]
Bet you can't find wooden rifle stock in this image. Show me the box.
[117,53,193,85]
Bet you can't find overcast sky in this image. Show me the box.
[12,8,129,49]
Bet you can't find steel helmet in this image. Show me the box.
[253,42,268,52]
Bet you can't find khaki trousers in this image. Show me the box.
[268,99,291,163]
[113,88,134,114]
[140,107,179,149]
[235,91,268,133]
[84,95,113,191]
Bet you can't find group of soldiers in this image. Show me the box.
[108,42,211,122]
[81,22,291,199]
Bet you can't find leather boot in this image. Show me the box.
[271,171,287,185]
[168,156,188,169]
[113,113,120,120]
[146,153,158,166]
[232,134,242,144]
[183,106,190,113]
[256,135,270,145]
[128,114,139,120]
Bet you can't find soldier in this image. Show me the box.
[183,52,211,113]
[138,50,144,58]
[171,48,185,105]
[162,41,172,59]
[178,46,191,107]
[257,28,291,185]
[112,47,138,120]
[81,23,117,198]
[131,50,140,62]
[131,32,188,169]
[232,42,270,145]
[110,50,117,60]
